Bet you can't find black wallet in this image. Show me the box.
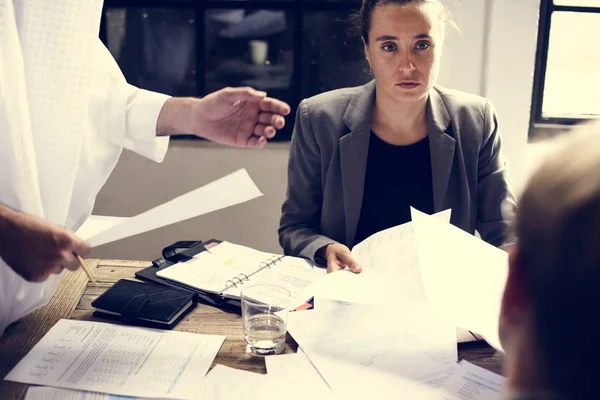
[91,279,196,329]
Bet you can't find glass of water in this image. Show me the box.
[241,284,290,356]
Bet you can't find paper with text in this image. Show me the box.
[309,209,451,307]
[224,256,326,309]
[158,241,325,309]
[87,169,262,247]
[25,387,129,400]
[411,207,508,351]
[439,361,505,399]
[6,319,225,399]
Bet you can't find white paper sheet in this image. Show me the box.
[75,215,128,242]
[25,387,130,400]
[287,302,457,396]
[201,365,317,400]
[201,365,267,399]
[265,348,330,393]
[6,319,225,399]
[309,210,451,307]
[411,207,509,351]
[439,361,506,400]
[87,169,262,247]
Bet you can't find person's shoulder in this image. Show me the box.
[434,86,490,112]
[300,84,368,118]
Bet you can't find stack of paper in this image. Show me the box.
[6,319,225,399]
[308,210,451,307]
[439,360,505,400]
[25,358,505,400]
[287,301,458,397]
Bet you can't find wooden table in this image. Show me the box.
[0,259,505,399]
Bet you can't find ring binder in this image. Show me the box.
[225,280,237,289]
[232,277,243,286]
[156,241,322,307]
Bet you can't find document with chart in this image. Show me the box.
[5,319,225,399]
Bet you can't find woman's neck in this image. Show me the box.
[371,93,428,145]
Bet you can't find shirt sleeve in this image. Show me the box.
[91,39,170,162]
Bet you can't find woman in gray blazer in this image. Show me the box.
[279,0,516,273]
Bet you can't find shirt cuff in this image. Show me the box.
[123,86,171,162]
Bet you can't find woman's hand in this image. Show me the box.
[319,243,363,274]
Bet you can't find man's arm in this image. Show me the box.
[155,87,290,148]
[0,204,90,282]
[94,39,290,153]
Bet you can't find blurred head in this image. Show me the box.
[349,0,453,104]
[500,120,600,397]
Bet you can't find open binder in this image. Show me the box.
[136,240,325,310]
[156,241,325,310]
[220,254,284,293]
[135,239,241,309]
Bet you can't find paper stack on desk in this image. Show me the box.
[287,301,458,395]
[308,209,451,307]
[7,319,225,399]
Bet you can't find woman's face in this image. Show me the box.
[364,2,444,104]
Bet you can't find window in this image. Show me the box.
[530,0,600,137]
[100,0,369,141]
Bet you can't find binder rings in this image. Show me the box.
[135,239,242,309]
[151,240,325,310]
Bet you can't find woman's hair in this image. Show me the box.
[348,0,455,44]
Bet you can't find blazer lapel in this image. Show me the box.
[427,88,455,212]
[340,81,376,246]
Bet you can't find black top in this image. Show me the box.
[354,131,434,244]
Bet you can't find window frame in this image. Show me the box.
[100,0,364,141]
[529,0,600,138]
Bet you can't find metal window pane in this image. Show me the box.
[554,0,600,7]
[105,8,197,96]
[301,11,370,98]
[205,9,295,138]
[542,11,600,118]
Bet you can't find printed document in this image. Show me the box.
[309,209,451,307]
[6,319,225,399]
[439,361,505,399]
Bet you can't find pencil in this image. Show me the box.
[76,254,96,283]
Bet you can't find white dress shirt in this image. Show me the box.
[0,0,170,334]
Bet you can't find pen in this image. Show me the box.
[75,253,96,283]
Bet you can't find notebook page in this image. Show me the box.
[157,251,239,294]
[226,256,325,309]
[208,241,279,276]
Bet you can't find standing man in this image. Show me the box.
[0,0,290,335]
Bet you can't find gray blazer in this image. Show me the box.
[278,81,516,262]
